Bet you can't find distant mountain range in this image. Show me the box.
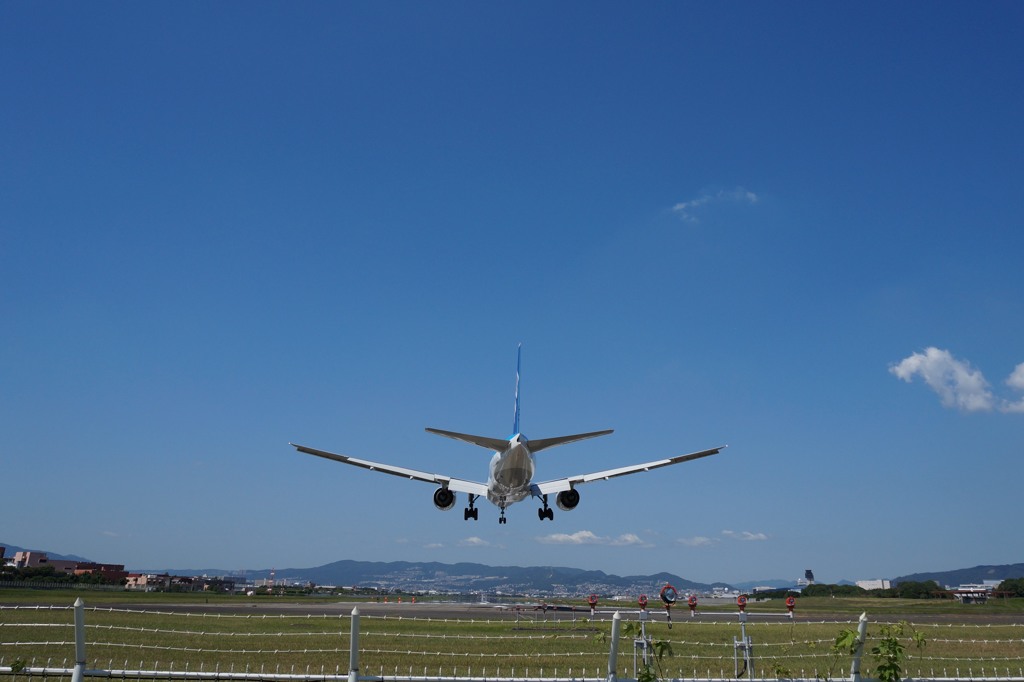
[893,564,1024,586]
[137,560,1024,594]
[144,560,734,595]
[4,541,1020,594]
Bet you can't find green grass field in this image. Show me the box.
[2,591,1023,680]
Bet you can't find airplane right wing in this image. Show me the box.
[532,446,726,496]
[290,443,489,496]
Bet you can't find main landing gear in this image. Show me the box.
[464,494,479,521]
[538,494,554,521]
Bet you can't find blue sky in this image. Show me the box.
[2,2,1022,585]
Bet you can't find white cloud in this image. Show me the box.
[1002,363,1024,413]
[1007,363,1024,390]
[722,530,768,541]
[459,536,491,548]
[891,348,1024,413]
[537,530,652,547]
[423,543,444,550]
[889,347,997,412]
[672,187,759,223]
[612,533,648,547]
[676,536,716,547]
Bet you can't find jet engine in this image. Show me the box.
[556,489,580,511]
[433,487,456,511]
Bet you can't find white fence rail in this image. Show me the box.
[3,599,1023,682]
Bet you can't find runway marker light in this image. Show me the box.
[660,584,677,628]
[737,594,748,612]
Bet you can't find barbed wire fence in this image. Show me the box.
[2,600,1023,682]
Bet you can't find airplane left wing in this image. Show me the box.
[532,446,726,496]
[290,443,489,496]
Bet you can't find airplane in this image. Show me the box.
[290,346,725,524]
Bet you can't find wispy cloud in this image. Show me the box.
[722,530,768,541]
[889,348,1024,413]
[672,187,759,223]
[1004,363,1024,413]
[459,536,501,548]
[537,530,652,547]
[676,536,717,547]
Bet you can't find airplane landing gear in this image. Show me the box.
[499,509,507,524]
[538,495,554,521]
[464,495,479,521]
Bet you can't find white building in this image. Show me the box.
[856,579,891,590]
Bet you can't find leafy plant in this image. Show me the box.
[771,661,793,678]
[813,626,862,681]
[870,621,926,682]
[621,621,673,682]
[834,627,861,656]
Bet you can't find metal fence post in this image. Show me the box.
[71,597,86,682]
[607,610,621,682]
[349,606,360,682]
[849,612,868,682]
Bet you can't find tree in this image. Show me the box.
[997,577,1024,597]
[802,583,868,598]
[892,580,941,599]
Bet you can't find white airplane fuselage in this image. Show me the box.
[486,434,535,507]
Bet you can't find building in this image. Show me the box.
[125,574,172,591]
[73,562,129,582]
[856,579,891,590]
[11,551,126,582]
[13,551,51,568]
[950,581,1002,604]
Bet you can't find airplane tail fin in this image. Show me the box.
[513,343,521,435]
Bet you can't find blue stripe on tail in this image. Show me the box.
[512,343,521,435]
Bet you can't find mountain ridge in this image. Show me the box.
[5,541,1020,593]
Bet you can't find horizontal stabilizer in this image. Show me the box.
[528,429,614,454]
[425,428,509,453]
